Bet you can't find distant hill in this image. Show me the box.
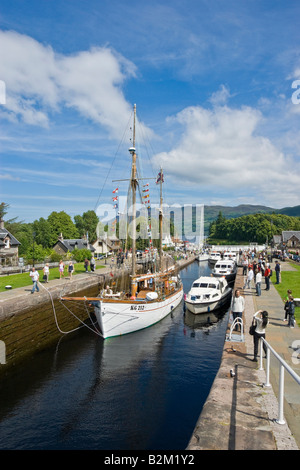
[204,204,300,223]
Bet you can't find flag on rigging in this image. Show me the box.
[156,171,164,184]
[112,196,118,202]
[112,188,119,193]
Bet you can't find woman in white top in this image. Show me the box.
[252,310,268,362]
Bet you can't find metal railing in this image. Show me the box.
[259,337,300,425]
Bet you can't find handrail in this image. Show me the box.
[259,337,300,425]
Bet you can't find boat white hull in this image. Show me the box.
[94,287,183,338]
[212,272,236,282]
[184,289,232,314]
[208,257,220,265]
[197,254,209,262]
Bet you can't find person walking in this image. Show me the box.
[30,267,40,294]
[255,270,262,296]
[243,267,253,289]
[252,310,269,362]
[231,289,245,331]
[90,256,95,272]
[275,260,281,284]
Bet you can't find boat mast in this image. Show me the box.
[129,104,137,277]
[159,167,163,270]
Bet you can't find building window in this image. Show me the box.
[4,238,10,249]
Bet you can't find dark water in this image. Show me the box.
[0,261,230,450]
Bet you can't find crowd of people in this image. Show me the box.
[230,249,296,362]
[28,256,99,293]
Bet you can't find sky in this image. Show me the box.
[0,0,300,225]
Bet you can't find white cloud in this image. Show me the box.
[0,30,147,138]
[153,104,300,207]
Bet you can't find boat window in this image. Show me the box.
[212,293,218,298]
[208,284,217,288]
[192,283,200,287]
[199,283,208,288]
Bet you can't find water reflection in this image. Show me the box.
[0,261,230,450]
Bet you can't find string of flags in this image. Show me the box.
[112,187,118,209]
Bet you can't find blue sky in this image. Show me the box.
[0,0,300,224]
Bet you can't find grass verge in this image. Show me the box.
[271,261,300,327]
[0,263,106,292]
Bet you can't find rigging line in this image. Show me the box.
[93,110,134,212]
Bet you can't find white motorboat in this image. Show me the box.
[208,252,221,265]
[61,105,183,339]
[212,259,237,282]
[184,276,232,314]
[222,252,237,262]
[197,252,209,262]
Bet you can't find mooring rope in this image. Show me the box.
[38,282,103,337]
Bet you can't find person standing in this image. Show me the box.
[68,261,74,280]
[43,263,50,283]
[231,290,245,331]
[283,289,292,321]
[264,264,271,290]
[84,258,89,272]
[255,270,262,296]
[252,310,269,362]
[275,261,281,284]
[59,260,65,279]
[287,296,295,328]
[30,267,40,294]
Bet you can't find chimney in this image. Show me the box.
[0,218,4,230]
[58,232,63,241]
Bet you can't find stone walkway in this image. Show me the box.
[187,260,300,450]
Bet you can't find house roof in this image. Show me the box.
[282,231,300,242]
[54,238,95,252]
[0,228,21,246]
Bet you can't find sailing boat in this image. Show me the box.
[61,105,183,339]
[196,205,209,262]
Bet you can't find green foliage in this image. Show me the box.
[209,212,300,243]
[74,210,99,243]
[47,211,79,246]
[72,248,92,262]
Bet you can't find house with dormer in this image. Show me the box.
[0,217,21,266]
[52,233,95,256]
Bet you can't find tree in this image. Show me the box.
[47,211,79,246]
[32,218,52,248]
[74,210,99,243]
